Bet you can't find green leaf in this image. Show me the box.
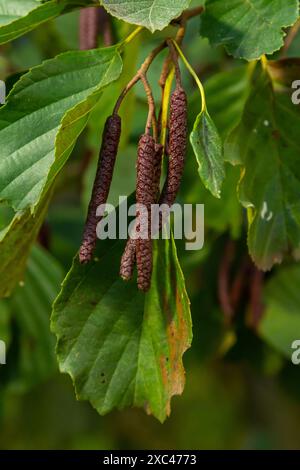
[190,110,224,198]
[259,265,300,359]
[201,0,299,60]
[225,61,300,270]
[51,201,192,422]
[102,0,191,32]
[0,192,51,299]
[5,245,64,391]
[0,0,94,45]
[0,46,122,212]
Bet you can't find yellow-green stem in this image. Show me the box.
[119,26,143,49]
[160,67,175,147]
[260,54,268,71]
[172,40,206,113]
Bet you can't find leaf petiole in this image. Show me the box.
[119,26,143,50]
[172,40,206,113]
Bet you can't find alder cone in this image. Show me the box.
[79,7,100,50]
[79,114,121,264]
[160,86,187,207]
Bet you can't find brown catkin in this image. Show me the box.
[159,86,187,207]
[120,87,187,285]
[79,114,121,264]
[120,142,163,283]
[79,7,100,50]
[136,134,156,292]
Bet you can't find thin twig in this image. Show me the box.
[113,42,166,115]
[140,73,157,139]
[113,75,140,115]
[171,6,204,25]
[115,6,204,136]
[159,22,186,91]
[167,39,182,86]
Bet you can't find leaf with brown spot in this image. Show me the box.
[51,198,192,422]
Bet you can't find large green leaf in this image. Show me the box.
[190,110,224,198]
[51,202,192,422]
[225,61,300,270]
[0,192,51,299]
[4,245,64,391]
[201,0,299,60]
[102,0,191,32]
[0,46,122,212]
[259,265,300,359]
[0,0,94,44]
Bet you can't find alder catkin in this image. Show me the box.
[136,134,156,291]
[79,7,100,50]
[120,143,163,282]
[160,86,188,207]
[120,87,187,284]
[79,114,121,264]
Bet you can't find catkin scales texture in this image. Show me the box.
[136,238,153,292]
[136,134,156,292]
[79,115,121,264]
[136,134,156,207]
[160,86,188,207]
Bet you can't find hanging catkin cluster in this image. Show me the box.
[80,40,188,292]
[119,87,187,289]
[120,142,163,284]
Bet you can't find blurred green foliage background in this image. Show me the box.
[1,3,300,450]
